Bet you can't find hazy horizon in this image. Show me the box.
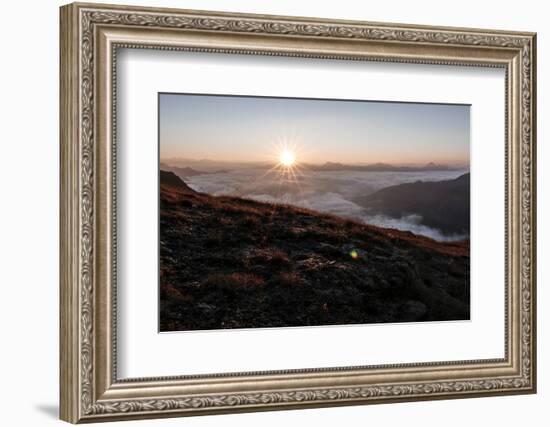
[160,93,470,166]
[160,157,467,168]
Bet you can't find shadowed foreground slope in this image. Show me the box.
[160,172,470,332]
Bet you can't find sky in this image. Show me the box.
[159,93,470,166]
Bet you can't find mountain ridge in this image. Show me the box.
[304,161,458,172]
[161,158,466,173]
[160,163,229,177]
[355,173,470,236]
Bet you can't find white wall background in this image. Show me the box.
[0,0,545,426]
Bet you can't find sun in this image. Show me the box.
[279,149,296,167]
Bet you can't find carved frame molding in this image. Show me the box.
[60,2,536,423]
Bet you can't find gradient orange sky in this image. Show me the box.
[160,93,470,166]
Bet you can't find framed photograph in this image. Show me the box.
[60,2,537,423]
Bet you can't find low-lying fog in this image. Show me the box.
[185,168,469,242]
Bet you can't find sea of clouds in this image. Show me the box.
[186,168,469,242]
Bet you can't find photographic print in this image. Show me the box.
[159,93,471,332]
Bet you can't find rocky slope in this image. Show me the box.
[160,173,470,332]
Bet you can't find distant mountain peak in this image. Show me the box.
[306,162,456,172]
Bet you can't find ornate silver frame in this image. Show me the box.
[60,2,537,423]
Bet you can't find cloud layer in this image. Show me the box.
[186,168,469,241]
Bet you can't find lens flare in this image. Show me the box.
[255,140,308,205]
[279,149,296,167]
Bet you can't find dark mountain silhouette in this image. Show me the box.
[355,173,470,236]
[162,157,265,171]
[160,173,470,332]
[160,163,229,177]
[304,162,455,172]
